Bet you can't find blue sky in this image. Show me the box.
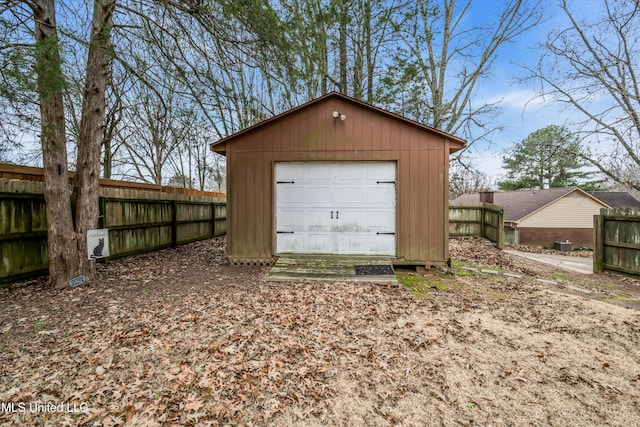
[468,0,596,183]
[2,0,604,186]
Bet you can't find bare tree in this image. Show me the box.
[382,0,542,155]
[347,0,399,102]
[530,0,640,192]
[101,75,128,179]
[449,164,492,198]
[166,111,224,192]
[117,83,192,185]
[208,153,226,193]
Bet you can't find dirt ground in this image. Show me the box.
[0,237,639,426]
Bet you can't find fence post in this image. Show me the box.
[593,213,604,272]
[98,196,107,228]
[496,208,504,250]
[211,202,216,237]
[171,200,177,247]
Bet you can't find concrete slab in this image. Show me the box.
[267,255,398,286]
[504,250,593,275]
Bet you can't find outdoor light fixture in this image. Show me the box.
[332,110,346,121]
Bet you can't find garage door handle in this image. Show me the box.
[277,231,294,234]
[377,232,395,235]
[330,211,333,219]
[336,211,339,219]
[276,181,295,184]
[377,180,396,184]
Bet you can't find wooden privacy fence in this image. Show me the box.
[99,197,227,260]
[449,203,504,249]
[0,177,226,285]
[593,208,640,276]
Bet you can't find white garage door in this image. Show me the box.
[276,162,396,255]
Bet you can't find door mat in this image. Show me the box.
[355,265,395,276]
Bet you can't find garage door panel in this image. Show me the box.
[337,234,368,252]
[307,210,332,229]
[278,209,306,229]
[366,210,395,230]
[307,187,332,204]
[277,233,302,252]
[335,210,368,232]
[369,235,396,254]
[366,187,395,205]
[337,233,395,255]
[308,165,333,180]
[306,233,336,253]
[339,187,365,204]
[278,187,305,205]
[276,163,306,180]
[367,163,395,180]
[340,164,364,180]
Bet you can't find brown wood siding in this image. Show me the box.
[223,96,455,265]
[442,143,450,258]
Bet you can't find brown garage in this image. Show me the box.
[210,92,465,267]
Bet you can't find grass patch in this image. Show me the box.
[551,272,574,281]
[397,273,429,297]
[450,260,466,269]
[397,272,461,297]
[604,295,637,302]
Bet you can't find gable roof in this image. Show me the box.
[210,91,466,154]
[452,187,610,223]
[588,191,640,208]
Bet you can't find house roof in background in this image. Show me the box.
[452,187,610,223]
[588,191,640,208]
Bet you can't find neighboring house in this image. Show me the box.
[452,188,640,247]
[210,92,466,267]
[588,191,640,209]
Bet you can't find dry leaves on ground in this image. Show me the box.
[0,236,639,426]
[449,237,530,273]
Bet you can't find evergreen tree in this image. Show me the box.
[498,125,599,190]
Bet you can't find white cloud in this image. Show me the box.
[463,149,507,185]
[483,89,550,111]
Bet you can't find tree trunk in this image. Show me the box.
[33,0,81,288]
[103,136,112,179]
[72,0,115,278]
[338,0,348,94]
[364,0,373,102]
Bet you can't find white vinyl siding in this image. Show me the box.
[519,193,607,228]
